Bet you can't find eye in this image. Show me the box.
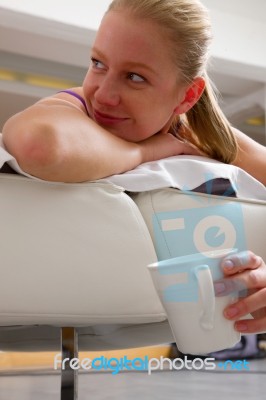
[128,73,146,83]
[90,57,106,70]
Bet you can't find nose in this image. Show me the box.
[94,75,121,107]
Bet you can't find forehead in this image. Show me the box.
[94,11,173,70]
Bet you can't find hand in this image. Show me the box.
[139,132,203,163]
[214,251,266,333]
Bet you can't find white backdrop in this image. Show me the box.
[0,0,111,29]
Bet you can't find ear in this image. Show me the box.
[174,77,205,115]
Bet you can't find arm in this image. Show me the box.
[2,95,198,183]
[232,128,266,186]
[2,99,142,182]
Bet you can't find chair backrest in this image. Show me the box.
[0,173,165,327]
[1,172,265,330]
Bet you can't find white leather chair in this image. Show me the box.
[0,166,265,399]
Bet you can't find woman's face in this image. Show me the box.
[83,10,187,142]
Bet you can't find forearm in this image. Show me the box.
[232,128,266,186]
[2,102,143,182]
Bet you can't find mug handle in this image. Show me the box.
[194,265,215,330]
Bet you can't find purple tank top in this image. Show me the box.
[58,90,90,116]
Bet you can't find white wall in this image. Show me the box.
[0,0,111,30]
[201,0,266,81]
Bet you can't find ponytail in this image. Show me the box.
[186,75,238,163]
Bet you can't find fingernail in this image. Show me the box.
[223,259,234,269]
[226,251,250,268]
[225,307,239,318]
[214,282,226,294]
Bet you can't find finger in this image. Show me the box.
[214,277,247,297]
[224,287,266,321]
[234,317,266,334]
[221,251,263,276]
[214,263,266,297]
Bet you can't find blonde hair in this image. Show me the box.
[107,0,237,163]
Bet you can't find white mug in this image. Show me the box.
[147,248,241,355]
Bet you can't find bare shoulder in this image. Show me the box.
[36,86,87,114]
[232,128,266,185]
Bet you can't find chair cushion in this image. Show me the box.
[0,174,165,326]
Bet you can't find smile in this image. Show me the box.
[93,109,129,126]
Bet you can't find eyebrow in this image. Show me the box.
[91,47,157,76]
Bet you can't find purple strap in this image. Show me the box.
[58,90,90,116]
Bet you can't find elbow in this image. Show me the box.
[3,117,61,178]
[21,128,59,171]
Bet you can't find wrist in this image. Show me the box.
[138,140,154,164]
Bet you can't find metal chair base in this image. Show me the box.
[61,327,78,400]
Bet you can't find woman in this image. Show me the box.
[3,0,265,184]
[2,0,266,333]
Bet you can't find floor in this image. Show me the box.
[0,358,265,400]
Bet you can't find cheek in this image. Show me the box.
[82,71,95,98]
[144,96,176,124]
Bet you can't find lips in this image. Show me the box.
[93,109,129,125]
